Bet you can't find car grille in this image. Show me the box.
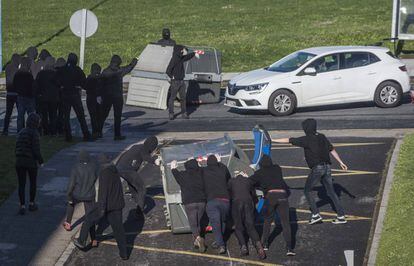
[227,84,246,96]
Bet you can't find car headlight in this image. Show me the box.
[244,83,268,91]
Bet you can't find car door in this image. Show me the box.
[297,53,345,106]
[338,52,381,101]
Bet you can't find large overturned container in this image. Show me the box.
[126,44,222,110]
[159,134,253,233]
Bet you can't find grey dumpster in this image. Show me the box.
[159,134,253,234]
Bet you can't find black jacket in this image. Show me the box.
[166,45,195,80]
[202,155,231,201]
[14,70,35,98]
[98,164,125,212]
[289,119,334,168]
[56,53,86,97]
[67,150,98,202]
[116,136,158,171]
[249,155,290,196]
[228,175,256,202]
[15,113,43,168]
[85,75,103,98]
[172,159,206,204]
[101,56,137,98]
[5,54,21,93]
[35,69,60,102]
[157,38,176,46]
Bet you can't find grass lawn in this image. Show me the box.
[3,0,392,73]
[0,135,76,205]
[376,134,414,265]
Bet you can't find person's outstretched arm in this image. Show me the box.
[272,138,290,143]
[120,58,138,77]
[330,149,348,170]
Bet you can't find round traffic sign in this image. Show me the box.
[69,9,98,38]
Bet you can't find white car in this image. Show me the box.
[225,46,410,116]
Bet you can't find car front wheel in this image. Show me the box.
[374,81,403,108]
[268,89,297,116]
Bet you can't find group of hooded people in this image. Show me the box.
[3,46,138,141]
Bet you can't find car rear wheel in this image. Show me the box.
[374,81,402,108]
[268,89,296,116]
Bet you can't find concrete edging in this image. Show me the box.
[367,137,404,265]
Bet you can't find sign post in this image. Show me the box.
[69,9,98,69]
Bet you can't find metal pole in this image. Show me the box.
[79,8,87,69]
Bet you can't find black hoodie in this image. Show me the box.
[289,119,334,169]
[116,136,158,171]
[85,63,103,98]
[202,155,231,201]
[35,57,59,102]
[5,53,21,93]
[166,45,195,80]
[15,113,43,168]
[157,28,176,46]
[228,174,257,202]
[98,163,125,212]
[101,55,137,98]
[31,49,52,79]
[26,46,38,63]
[249,155,290,195]
[67,150,98,202]
[13,58,35,98]
[172,159,206,204]
[56,53,86,97]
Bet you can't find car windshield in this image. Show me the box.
[267,52,316,72]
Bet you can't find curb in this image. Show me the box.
[367,136,403,265]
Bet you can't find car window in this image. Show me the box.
[369,53,381,63]
[267,52,316,73]
[340,52,370,69]
[308,54,340,73]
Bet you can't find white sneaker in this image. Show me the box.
[332,216,347,224]
[309,213,323,225]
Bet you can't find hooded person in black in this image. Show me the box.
[15,113,43,215]
[85,63,104,138]
[171,158,207,252]
[157,28,176,46]
[166,45,197,120]
[63,150,98,247]
[35,56,59,135]
[101,55,138,140]
[2,53,21,135]
[56,53,92,142]
[273,118,348,225]
[228,172,266,259]
[115,136,160,216]
[54,58,66,135]
[26,46,38,65]
[31,49,52,79]
[249,155,295,256]
[74,158,128,260]
[14,57,36,133]
[203,154,230,254]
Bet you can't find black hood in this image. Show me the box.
[162,28,171,40]
[110,55,122,69]
[67,53,78,66]
[207,155,218,166]
[19,57,31,71]
[173,45,185,57]
[105,163,118,173]
[78,150,91,163]
[302,118,317,135]
[144,136,158,153]
[26,113,40,129]
[260,155,273,168]
[55,58,66,68]
[26,46,38,61]
[39,49,51,61]
[90,63,101,76]
[44,57,56,70]
[184,159,199,170]
[11,53,21,66]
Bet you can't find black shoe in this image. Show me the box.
[309,213,323,225]
[28,203,38,212]
[114,135,126,141]
[240,245,249,256]
[210,241,219,249]
[332,215,347,224]
[120,255,129,260]
[169,113,174,120]
[287,249,296,256]
[218,246,226,254]
[181,114,189,119]
[73,239,87,250]
[18,207,25,215]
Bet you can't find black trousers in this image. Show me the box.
[102,96,123,137]
[66,200,96,240]
[262,192,292,249]
[184,202,206,238]
[79,207,127,257]
[168,80,187,115]
[39,101,58,135]
[232,200,260,246]
[120,170,146,210]
[16,166,38,206]
[56,101,65,135]
[86,96,103,136]
[2,94,18,133]
[62,95,90,140]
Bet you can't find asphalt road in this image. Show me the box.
[65,137,393,266]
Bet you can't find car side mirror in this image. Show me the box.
[304,67,317,76]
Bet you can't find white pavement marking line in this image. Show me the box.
[345,250,354,266]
